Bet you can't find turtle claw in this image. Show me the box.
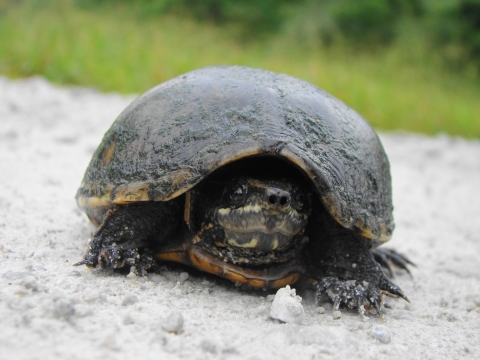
[317,274,408,318]
[373,248,415,278]
[73,259,93,267]
[380,285,410,303]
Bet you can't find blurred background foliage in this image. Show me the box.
[1,0,479,137]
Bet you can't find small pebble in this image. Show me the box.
[368,325,391,344]
[122,295,138,306]
[162,312,184,334]
[332,310,342,320]
[179,272,189,283]
[269,285,305,324]
[317,306,326,314]
[67,270,82,277]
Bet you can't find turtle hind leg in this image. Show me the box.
[372,248,415,278]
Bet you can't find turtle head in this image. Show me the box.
[215,178,309,252]
[192,177,311,264]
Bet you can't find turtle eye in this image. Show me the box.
[226,179,248,207]
[231,187,243,200]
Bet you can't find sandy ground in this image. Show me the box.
[1,76,479,360]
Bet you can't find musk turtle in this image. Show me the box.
[75,66,410,316]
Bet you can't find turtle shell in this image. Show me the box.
[76,66,394,242]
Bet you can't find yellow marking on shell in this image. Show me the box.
[378,234,391,243]
[184,191,192,229]
[378,224,393,243]
[86,196,111,209]
[358,226,376,240]
[356,220,393,242]
[245,178,295,193]
[152,168,196,201]
[321,192,351,229]
[270,273,300,288]
[216,145,264,169]
[227,237,259,248]
[113,182,150,204]
[103,142,115,166]
[77,196,88,209]
[279,148,318,185]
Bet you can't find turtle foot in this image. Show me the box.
[316,275,409,320]
[74,237,157,275]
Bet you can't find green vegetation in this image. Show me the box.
[1,0,480,138]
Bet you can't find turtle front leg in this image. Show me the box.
[305,207,409,318]
[316,257,409,319]
[75,200,183,275]
[311,237,409,318]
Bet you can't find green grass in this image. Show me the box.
[1,0,480,138]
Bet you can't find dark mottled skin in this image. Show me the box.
[77,66,393,238]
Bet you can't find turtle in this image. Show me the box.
[75,65,411,317]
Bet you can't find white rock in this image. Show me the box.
[368,325,391,344]
[269,285,305,324]
[162,312,184,334]
[179,272,189,283]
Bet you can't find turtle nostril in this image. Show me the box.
[279,196,288,206]
[269,195,277,205]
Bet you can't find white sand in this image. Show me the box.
[1,77,479,360]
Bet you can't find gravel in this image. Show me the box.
[1,76,479,359]
[270,286,306,324]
